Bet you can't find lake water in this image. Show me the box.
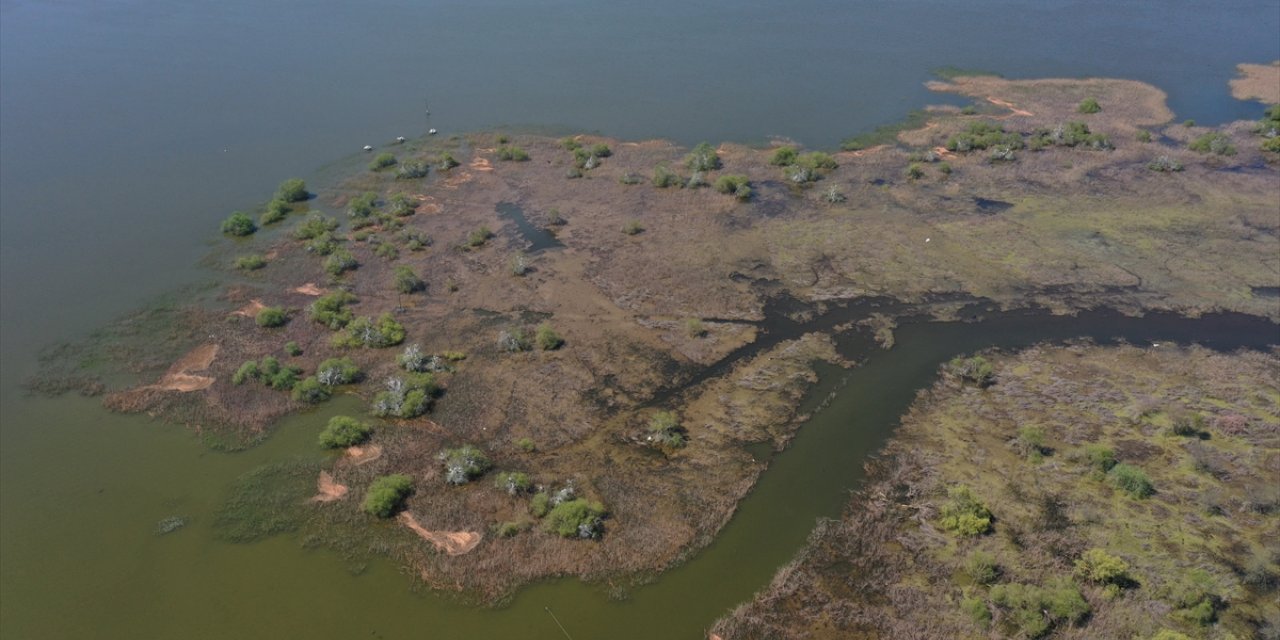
[2,1,1278,638]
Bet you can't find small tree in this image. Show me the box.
[292,376,331,403]
[259,199,290,225]
[255,306,287,328]
[545,498,607,538]
[685,142,721,171]
[1077,97,1101,114]
[1109,463,1154,498]
[648,410,687,449]
[369,152,397,171]
[323,249,358,276]
[221,212,257,237]
[393,266,424,294]
[318,416,371,448]
[316,357,360,386]
[938,485,993,536]
[1074,548,1131,585]
[362,474,413,517]
[713,175,752,201]
[494,471,532,495]
[276,178,308,203]
[438,445,491,484]
[769,146,798,166]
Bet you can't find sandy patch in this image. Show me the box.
[232,299,266,317]
[148,344,218,392]
[344,443,383,465]
[469,157,493,172]
[310,471,348,502]
[1230,62,1280,103]
[985,96,1034,117]
[398,512,482,555]
[293,283,324,296]
[835,144,890,160]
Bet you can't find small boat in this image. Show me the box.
[362,144,374,151]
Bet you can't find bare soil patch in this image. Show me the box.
[293,283,324,296]
[149,343,218,392]
[398,512,483,555]
[310,471,349,502]
[344,443,383,465]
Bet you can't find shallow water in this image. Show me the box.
[2,1,1279,638]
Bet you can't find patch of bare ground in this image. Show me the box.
[344,443,382,465]
[398,512,482,556]
[714,345,1280,639]
[310,470,348,502]
[1230,61,1280,103]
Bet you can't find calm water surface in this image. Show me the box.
[2,1,1278,638]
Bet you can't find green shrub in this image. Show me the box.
[535,323,564,350]
[618,172,643,185]
[515,437,536,453]
[589,143,611,158]
[494,471,532,495]
[370,372,438,418]
[544,498,607,538]
[496,145,530,161]
[221,212,257,237]
[316,357,360,386]
[395,161,428,179]
[685,318,706,338]
[938,485,992,536]
[495,521,526,538]
[684,142,721,171]
[652,164,681,188]
[386,193,416,217]
[1263,136,1280,153]
[437,152,460,169]
[373,242,398,261]
[234,255,267,271]
[439,445,491,484]
[530,491,550,517]
[648,410,687,449]
[310,291,357,329]
[713,174,752,201]
[989,580,1089,638]
[466,225,494,248]
[1109,463,1154,498]
[1136,129,1153,143]
[233,357,301,391]
[347,192,378,218]
[362,474,413,517]
[905,163,925,180]
[769,146,798,166]
[344,313,405,348]
[393,266,424,294]
[797,151,838,171]
[232,361,259,385]
[318,416,371,448]
[937,162,952,175]
[284,341,302,356]
[1168,569,1222,625]
[1074,548,1131,585]
[291,376,330,403]
[1028,121,1112,150]
[559,137,581,151]
[965,550,1000,584]
[945,121,1023,153]
[275,178,308,203]
[1077,97,1101,114]
[961,596,991,627]
[259,199,290,225]
[1084,444,1116,472]
[1188,132,1236,156]
[949,355,995,387]
[294,213,339,240]
[368,152,397,171]
[323,248,358,276]
[622,220,644,235]
[1183,119,1196,127]
[255,306,288,328]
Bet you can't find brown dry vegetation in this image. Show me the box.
[32,76,1280,599]
[714,345,1280,639]
[1229,62,1280,103]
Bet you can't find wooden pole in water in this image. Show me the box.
[544,606,574,640]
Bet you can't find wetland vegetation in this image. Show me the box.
[26,72,1280,635]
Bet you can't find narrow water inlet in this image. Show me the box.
[496,202,564,252]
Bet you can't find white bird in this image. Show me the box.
[428,128,438,135]
[925,237,931,243]
[396,136,406,143]
[362,144,374,151]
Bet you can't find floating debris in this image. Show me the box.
[155,516,188,535]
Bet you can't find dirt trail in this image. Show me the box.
[231,299,266,317]
[344,444,383,465]
[985,96,1034,117]
[310,471,348,502]
[398,512,482,555]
